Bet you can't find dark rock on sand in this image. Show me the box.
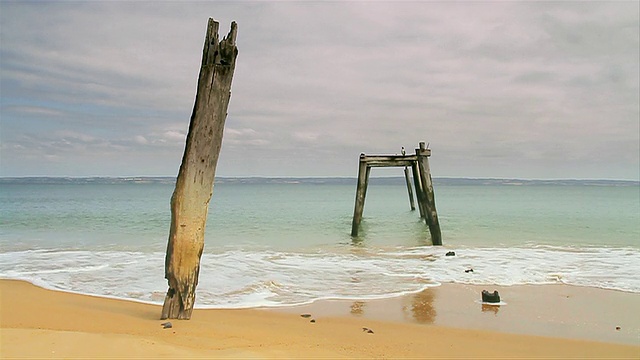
[465,268,474,273]
[482,290,500,303]
[161,322,173,329]
[310,319,316,323]
[300,314,312,318]
[445,251,456,256]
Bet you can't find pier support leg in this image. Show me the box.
[416,142,442,245]
[411,162,426,219]
[401,147,416,211]
[404,166,416,211]
[351,155,370,237]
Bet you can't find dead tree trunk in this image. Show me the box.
[161,18,238,320]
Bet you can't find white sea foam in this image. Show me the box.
[1,244,638,308]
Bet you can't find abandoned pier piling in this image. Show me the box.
[162,19,238,320]
[351,142,442,245]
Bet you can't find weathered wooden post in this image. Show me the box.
[351,154,370,237]
[416,142,442,245]
[161,18,238,320]
[411,162,426,219]
[402,147,416,211]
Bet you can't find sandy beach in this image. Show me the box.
[1,279,638,359]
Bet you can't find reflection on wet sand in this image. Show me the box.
[410,288,437,324]
[350,301,366,316]
[482,304,500,315]
[347,289,437,324]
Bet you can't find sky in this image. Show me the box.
[1,1,638,180]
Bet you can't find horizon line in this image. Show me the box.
[1,175,638,183]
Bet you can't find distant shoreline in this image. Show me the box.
[1,176,638,186]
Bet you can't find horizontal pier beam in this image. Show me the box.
[359,152,429,168]
[365,160,416,168]
[360,152,429,162]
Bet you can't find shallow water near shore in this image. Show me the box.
[0,177,638,308]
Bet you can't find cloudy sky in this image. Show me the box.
[1,1,638,180]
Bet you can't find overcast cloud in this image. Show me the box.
[1,1,638,179]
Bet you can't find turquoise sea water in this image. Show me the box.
[0,177,638,308]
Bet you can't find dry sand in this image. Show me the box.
[1,279,638,359]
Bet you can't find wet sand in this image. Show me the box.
[1,279,638,358]
[276,283,640,345]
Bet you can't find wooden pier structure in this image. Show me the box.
[351,142,442,245]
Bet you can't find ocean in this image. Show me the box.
[0,177,638,308]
